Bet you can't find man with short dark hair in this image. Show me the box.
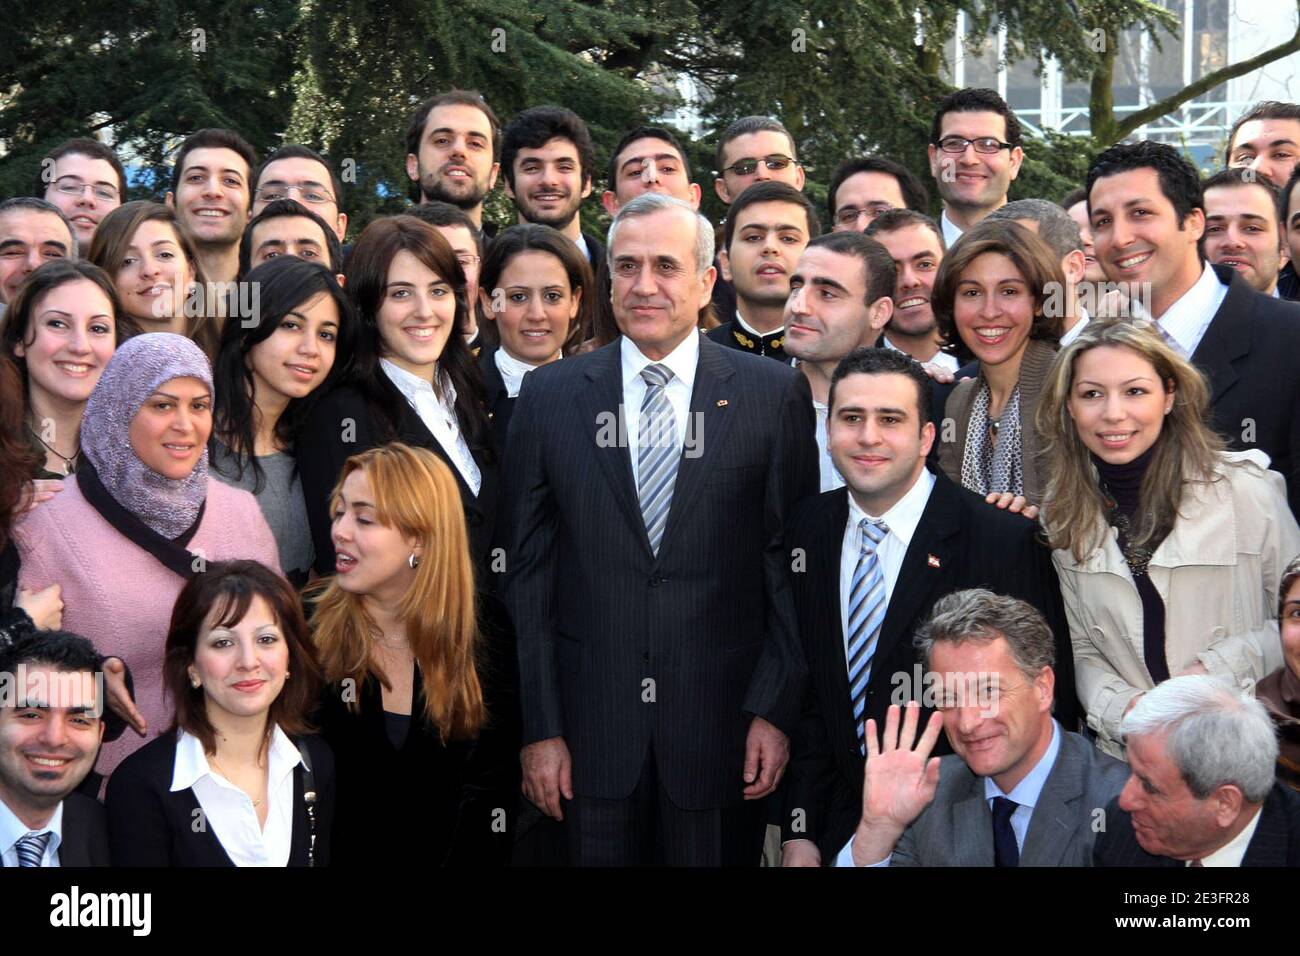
[927,89,1024,246]
[987,198,1091,344]
[36,138,126,247]
[166,128,258,285]
[778,350,1077,866]
[252,144,348,242]
[239,198,343,278]
[405,90,501,236]
[1277,166,1300,300]
[706,182,818,363]
[1087,140,1300,511]
[404,202,486,349]
[500,106,603,265]
[783,233,895,489]
[1060,186,1107,286]
[827,157,929,233]
[1225,101,1300,187]
[602,126,701,215]
[0,630,112,866]
[1202,167,1285,296]
[865,209,959,371]
[713,116,805,206]
[0,198,76,308]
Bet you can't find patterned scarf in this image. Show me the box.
[960,380,1024,497]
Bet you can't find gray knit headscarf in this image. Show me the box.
[81,333,213,539]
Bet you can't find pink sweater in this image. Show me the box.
[15,478,282,781]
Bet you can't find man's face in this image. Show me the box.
[832,171,907,232]
[248,215,333,271]
[432,223,481,310]
[927,110,1022,214]
[1228,117,1300,187]
[0,210,74,305]
[784,245,888,362]
[0,665,103,813]
[603,137,700,215]
[1286,183,1300,272]
[43,152,122,246]
[875,223,943,338]
[506,137,592,231]
[930,636,1053,792]
[1119,731,1234,860]
[167,146,251,248]
[1203,183,1284,293]
[827,371,932,504]
[1066,200,1108,284]
[1089,167,1204,303]
[610,207,714,360]
[715,130,805,204]
[720,200,811,311]
[253,156,347,241]
[406,103,499,211]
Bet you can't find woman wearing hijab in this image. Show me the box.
[14,333,280,781]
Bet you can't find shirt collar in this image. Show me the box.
[171,726,303,793]
[734,310,782,339]
[1198,802,1264,867]
[984,719,1061,810]
[494,346,554,399]
[575,233,591,263]
[621,330,701,392]
[381,357,455,403]
[0,794,62,858]
[1059,312,1091,348]
[846,467,935,549]
[940,209,964,248]
[1149,262,1222,354]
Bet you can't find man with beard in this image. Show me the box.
[927,89,1024,247]
[405,90,501,240]
[166,128,257,286]
[500,106,603,266]
[865,209,959,371]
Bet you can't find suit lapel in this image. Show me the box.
[1241,787,1288,866]
[813,491,857,747]
[1190,266,1251,405]
[1019,727,1079,866]
[577,343,649,550]
[952,782,995,866]
[58,798,88,867]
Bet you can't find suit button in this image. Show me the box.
[649,575,665,587]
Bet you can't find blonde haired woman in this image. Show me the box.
[1037,318,1300,757]
[308,443,518,866]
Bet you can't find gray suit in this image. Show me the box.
[891,724,1128,867]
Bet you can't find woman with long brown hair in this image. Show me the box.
[307,443,517,867]
[1037,318,1300,757]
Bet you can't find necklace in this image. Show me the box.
[27,424,79,476]
[208,752,266,807]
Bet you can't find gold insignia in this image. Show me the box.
[770,336,784,351]
[733,329,755,350]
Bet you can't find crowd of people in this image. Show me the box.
[1,86,1299,869]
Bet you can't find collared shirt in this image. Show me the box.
[882,335,960,373]
[621,331,700,488]
[1139,263,1227,358]
[495,345,557,399]
[381,358,482,495]
[735,309,784,342]
[1193,805,1263,867]
[0,797,62,867]
[171,726,303,868]
[1059,308,1091,348]
[812,399,846,492]
[838,468,936,658]
[575,233,593,264]
[941,209,964,248]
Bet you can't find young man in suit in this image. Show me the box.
[827,156,929,234]
[927,88,1024,247]
[837,590,1126,867]
[0,629,110,867]
[780,349,1077,865]
[1096,675,1300,867]
[1088,140,1300,513]
[1201,167,1285,296]
[166,128,257,286]
[405,89,501,239]
[503,192,819,865]
[1225,100,1300,188]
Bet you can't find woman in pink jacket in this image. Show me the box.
[16,333,280,782]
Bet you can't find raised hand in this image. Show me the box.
[850,703,944,866]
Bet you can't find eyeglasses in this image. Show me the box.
[722,154,799,177]
[52,178,119,202]
[835,204,894,227]
[456,254,480,271]
[934,136,1015,155]
[254,183,336,205]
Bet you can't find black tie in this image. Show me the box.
[991,796,1019,867]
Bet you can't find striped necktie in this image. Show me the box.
[637,363,678,556]
[15,831,51,867]
[847,518,889,752]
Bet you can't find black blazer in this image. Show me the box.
[781,472,1077,856]
[502,334,819,810]
[477,345,516,454]
[1193,265,1300,513]
[104,732,334,867]
[0,793,110,867]
[296,373,499,576]
[1094,783,1300,866]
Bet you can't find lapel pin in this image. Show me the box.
[716,399,729,407]
[927,554,941,568]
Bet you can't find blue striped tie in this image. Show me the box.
[847,518,889,752]
[637,363,678,556]
[15,831,51,867]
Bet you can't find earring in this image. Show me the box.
[408,553,421,569]
[190,674,201,689]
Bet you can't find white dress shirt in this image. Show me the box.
[735,309,784,340]
[495,345,556,399]
[381,358,482,495]
[838,468,936,656]
[575,233,593,264]
[0,797,62,867]
[1058,308,1091,348]
[812,399,847,492]
[941,209,964,248]
[1193,805,1263,867]
[881,335,960,373]
[621,331,700,488]
[1138,262,1227,358]
[171,726,303,868]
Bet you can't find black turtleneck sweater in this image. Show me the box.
[1094,446,1170,684]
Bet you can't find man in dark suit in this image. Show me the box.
[1095,675,1300,867]
[838,591,1126,867]
[780,349,1077,864]
[1087,141,1300,512]
[503,192,819,865]
[0,629,110,866]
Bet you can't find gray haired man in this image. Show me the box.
[1095,675,1300,866]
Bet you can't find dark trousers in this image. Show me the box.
[565,746,766,866]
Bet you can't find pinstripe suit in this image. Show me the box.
[502,332,818,862]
